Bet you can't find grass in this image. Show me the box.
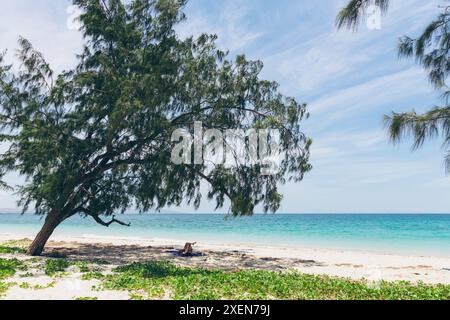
[93,261,450,300]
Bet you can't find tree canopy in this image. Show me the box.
[337,1,450,170]
[0,0,311,255]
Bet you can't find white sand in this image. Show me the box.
[0,234,450,284]
[1,232,449,300]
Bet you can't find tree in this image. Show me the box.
[0,0,311,256]
[336,0,390,30]
[337,1,450,170]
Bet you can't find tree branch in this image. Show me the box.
[78,208,131,227]
[91,214,131,227]
[193,168,232,200]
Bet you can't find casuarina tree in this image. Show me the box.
[0,0,311,256]
[337,0,450,171]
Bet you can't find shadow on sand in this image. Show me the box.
[43,241,326,271]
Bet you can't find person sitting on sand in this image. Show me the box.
[179,242,197,256]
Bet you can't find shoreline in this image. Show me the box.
[1,229,449,259]
[1,232,449,285]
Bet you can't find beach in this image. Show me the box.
[1,232,449,300]
[1,214,449,300]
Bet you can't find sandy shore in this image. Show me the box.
[1,233,449,287]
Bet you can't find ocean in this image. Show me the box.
[0,213,449,257]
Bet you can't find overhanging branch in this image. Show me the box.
[78,208,131,227]
[91,214,131,227]
[193,169,232,200]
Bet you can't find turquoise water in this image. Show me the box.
[0,213,449,257]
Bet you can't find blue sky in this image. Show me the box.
[0,0,449,213]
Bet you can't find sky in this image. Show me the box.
[0,0,449,213]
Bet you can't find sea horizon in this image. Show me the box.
[1,213,449,258]
[1,211,450,215]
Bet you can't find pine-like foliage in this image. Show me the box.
[0,0,311,252]
[337,1,450,171]
[336,0,389,30]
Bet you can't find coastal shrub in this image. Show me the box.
[1,239,30,249]
[0,281,11,296]
[71,261,91,273]
[44,259,71,276]
[75,297,98,301]
[0,258,23,279]
[19,282,31,289]
[33,281,56,290]
[81,271,105,281]
[0,245,26,254]
[95,261,450,300]
[20,272,34,278]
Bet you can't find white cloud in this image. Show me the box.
[0,0,83,72]
[0,0,448,214]
[307,67,435,130]
[309,129,386,165]
[177,0,264,52]
[274,38,373,93]
[259,0,440,98]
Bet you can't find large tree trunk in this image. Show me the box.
[27,213,63,256]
